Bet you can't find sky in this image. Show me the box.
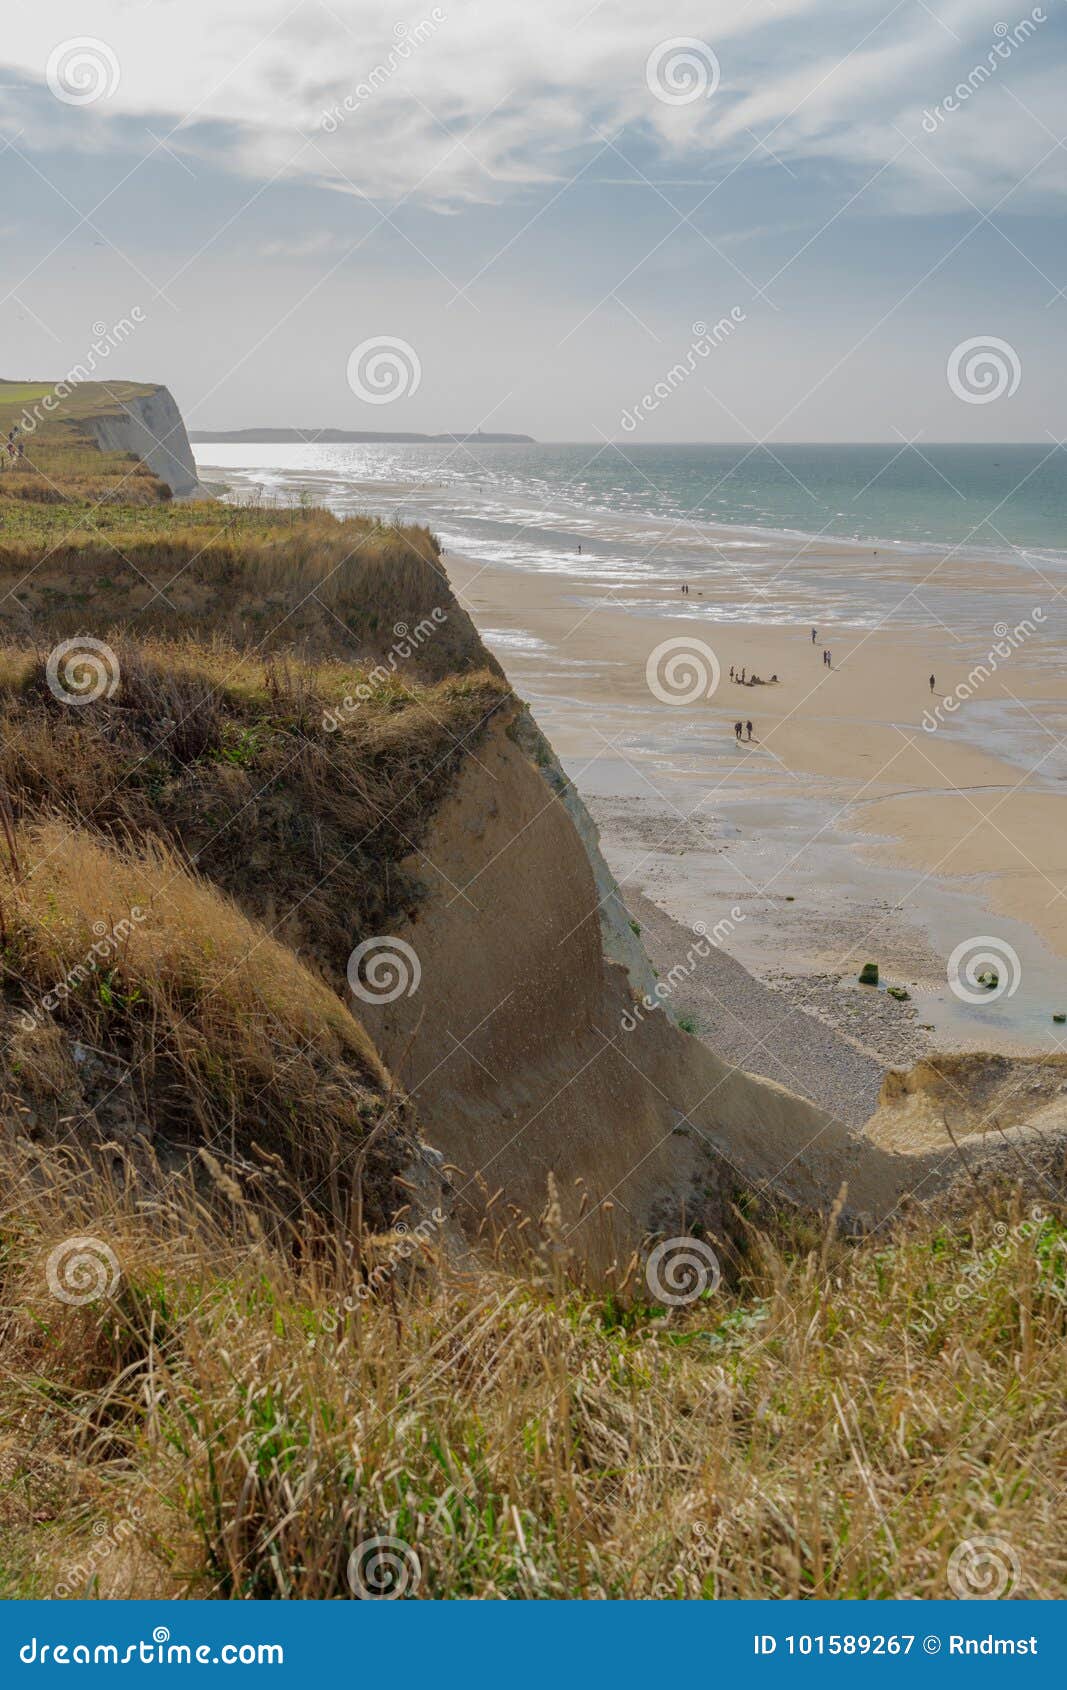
[1,0,1065,441]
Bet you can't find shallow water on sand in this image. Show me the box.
[196,441,1067,638]
[196,442,1067,1056]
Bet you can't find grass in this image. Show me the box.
[0,638,508,969]
[0,635,507,1240]
[0,417,508,1249]
[0,1161,1063,1599]
[0,383,167,508]
[2,399,1064,1602]
[0,379,156,428]
[3,820,411,1230]
[0,441,490,680]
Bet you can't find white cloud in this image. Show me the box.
[1,0,1062,211]
[256,230,348,258]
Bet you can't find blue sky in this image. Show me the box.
[1,0,1065,440]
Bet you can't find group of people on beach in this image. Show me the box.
[726,662,778,746]
[715,623,939,754]
[729,664,778,686]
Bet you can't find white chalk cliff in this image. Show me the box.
[84,385,206,499]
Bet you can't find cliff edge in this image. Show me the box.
[82,384,207,499]
[3,379,1060,1270]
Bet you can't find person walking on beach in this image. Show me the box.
[929,673,936,693]
[811,627,817,643]
[734,720,742,740]
[746,720,753,741]
[729,665,734,681]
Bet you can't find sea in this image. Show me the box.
[194,438,1067,1050]
[193,440,1067,636]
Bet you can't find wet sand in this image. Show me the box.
[446,546,1067,1055]
[197,452,1067,1058]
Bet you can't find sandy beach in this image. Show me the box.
[446,542,1067,1057]
[196,445,1067,1063]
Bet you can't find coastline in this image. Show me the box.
[444,544,1067,1058]
[196,450,1067,1062]
[189,440,1067,585]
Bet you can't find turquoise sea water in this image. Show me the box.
[195,439,1067,546]
[194,440,1067,632]
[194,437,1067,1047]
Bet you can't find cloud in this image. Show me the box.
[2,0,1063,212]
[256,230,349,258]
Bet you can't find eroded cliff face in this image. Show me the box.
[347,560,1064,1249]
[353,698,922,1254]
[84,385,205,499]
[25,385,1053,1254]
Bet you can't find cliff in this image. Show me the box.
[0,377,206,500]
[82,384,206,498]
[1,382,1061,1606]
[2,380,1060,1267]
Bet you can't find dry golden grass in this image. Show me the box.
[2,821,411,1228]
[0,1156,1063,1599]
[0,444,169,507]
[0,514,488,687]
[6,405,1063,1605]
[0,639,510,970]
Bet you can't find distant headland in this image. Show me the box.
[189,427,536,444]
